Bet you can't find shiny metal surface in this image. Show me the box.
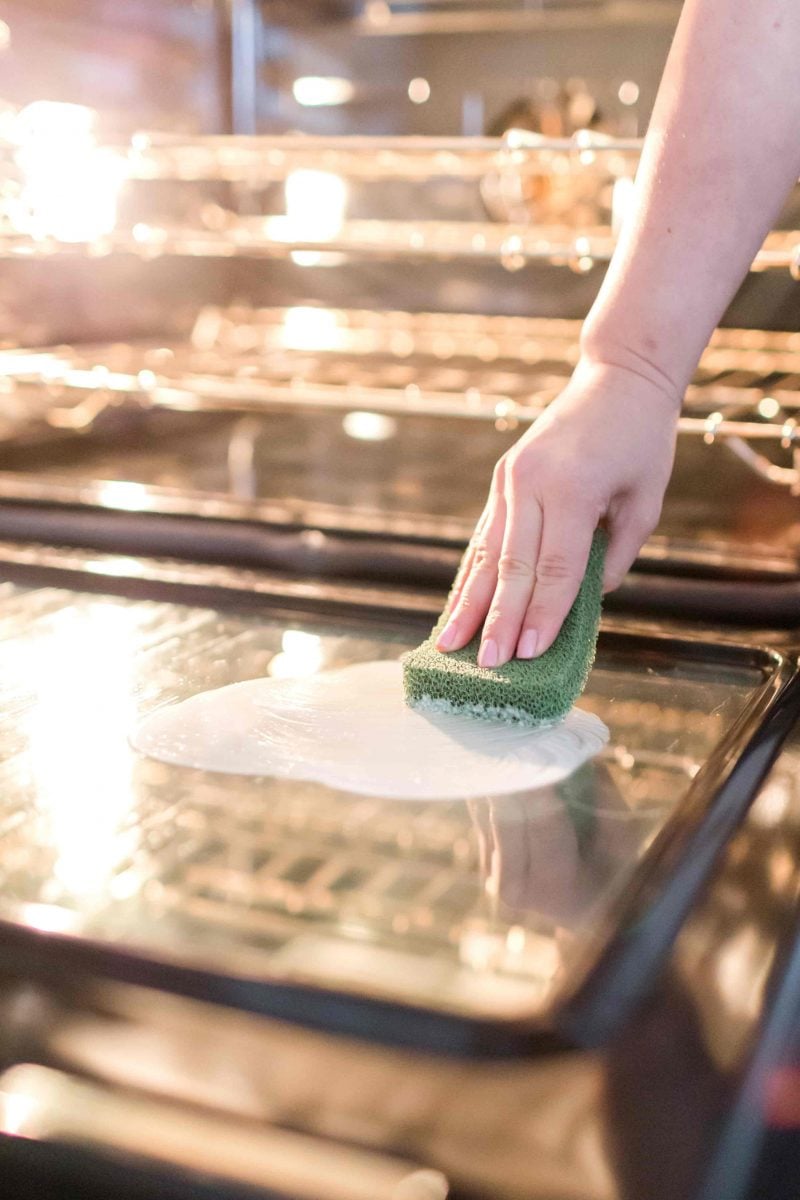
[0,1064,449,1200]
[3,219,800,276]
[1,410,796,563]
[1,308,799,575]
[0,119,797,273]
[1,720,799,1200]
[0,978,619,1200]
[0,9,797,1198]
[0,576,791,1047]
[350,0,680,37]
[116,130,643,182]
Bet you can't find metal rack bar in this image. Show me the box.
[7,306,800,371]
[0,219,615,266]
[2,221,799,276]
[353,0,681,35]
[2,358,799,446]
[2,311,799,499]
[122,129,642,182]
[184,305,800,370]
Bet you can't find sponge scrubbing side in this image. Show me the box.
[403,530,606,726]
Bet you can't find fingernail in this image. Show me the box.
[436,622,457,651]
[517,629,538,659]
[478,638,498,669]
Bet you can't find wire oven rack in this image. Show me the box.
[349,0,682,35]
[2,307,800,490]
[2,128,800,275]
[2,119,800,492]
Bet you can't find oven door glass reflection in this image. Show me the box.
[0,582,789,1045]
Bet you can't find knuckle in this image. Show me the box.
[472,541,499,573]
[498,553,534,582]
[638,501,663,534]
[482,610,501,636]
[505,455,528,488]
[535,553,579,586]
[524,601,555,630]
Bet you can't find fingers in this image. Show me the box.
[602,500,661,593]
[438,457,598,664]
[476,480,543,667]
[516,506,595,659]
[437,470,658,663]
[447,503,490,614]
[436,466,506,653]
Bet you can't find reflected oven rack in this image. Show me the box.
[0,571,793,1056]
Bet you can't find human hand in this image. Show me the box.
[436,357,680,667]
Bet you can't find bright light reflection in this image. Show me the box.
[24,602,141,899]
[95,480,151,512]
[268,631,323,679]
[12,102,124,243]
[84,556,147,579]
[408,77,431,105]
[19,902,78,934]
[283,168,347,242]
[751,777,792,827]
[266,169,348,267]
[611,175,636,235]
[758,396,781,419]
[342,411,398,442]
[282,306,342,351]
[459,928,504,972]
[292,76,355,107]
[0,1085,38,1138]
[0,21,10,51]
[618,80,640,106]
[716,924,770,1021]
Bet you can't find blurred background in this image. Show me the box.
[8,0,796,355]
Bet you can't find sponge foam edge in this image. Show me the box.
[402,530,606,727]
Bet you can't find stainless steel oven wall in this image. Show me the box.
[225,2,677,320]
[256,3,679,137]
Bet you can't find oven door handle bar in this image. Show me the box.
[0,1064,449,1200]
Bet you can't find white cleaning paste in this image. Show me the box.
[131,660,609,801]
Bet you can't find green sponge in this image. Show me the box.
[403,530,606,726]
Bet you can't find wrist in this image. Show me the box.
[576,333,687,413]
[571,346,685,414]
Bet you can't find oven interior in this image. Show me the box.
[1,8,800,1198]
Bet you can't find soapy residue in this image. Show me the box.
[131,660,609,801]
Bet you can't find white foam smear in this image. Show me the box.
[131,661,609,802]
